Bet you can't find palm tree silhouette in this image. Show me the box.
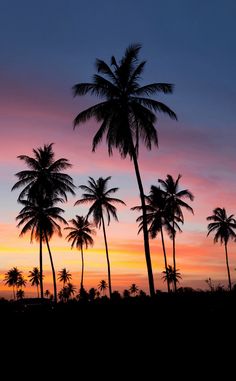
[129,283,139,296]
[16,198,67,301]
[12,144,75,300]
[11,143,75,202]
[75,177,125,297]
[57,268,72,288]
[65,216,95,291]
[98,279,108,296]
[132,186,181,293]
[16,289,25,300]
[162,265,182,291]
[28,267,41,298]
[158,174,194,292]
[4,267,22,299]
[44,289,51,298]
[207,207,236,291]
[73,44,177,297]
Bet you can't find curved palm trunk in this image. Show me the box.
[131,147,155,297]
[39,227,44,298]
[172,220,177,292]
[45,234,57,303]
[101,213,112,298]
[80,243,84,290]
[224,242,232,291]
[160,226,170,293]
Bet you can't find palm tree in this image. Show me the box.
[75,177,125,297]
[129,283,139,296]
[44,289,51,298]
[207,207,236,291]
[4,267,22,299]
[16,275,27,290]
[98,279,108,296]
[57,268,72,287]
[28,267,41,297]
[16,198,67,301]
[65,216,95,291]
[132,186,182,293]
[162,265,182,291]
[11,143,75,202]
[158,174,194,292]
[16,289,25,300]
[73,44,177,297]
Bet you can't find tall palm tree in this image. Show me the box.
[65,215,95,291]
[28,267,41,297]
[11,143,75,202]
[16,198,67,301]
[73,44,177,297]
[158,174,194,292]
[57,268,72,287]
[98,279,108,296]
[207,207,236,291]
[4,267,22,299]
[75,177,125,297]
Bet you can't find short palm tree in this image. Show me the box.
[28,267,41,297]
[4,267,22,299]
[129,283,139,296]
[207,207,236,291]
[65,216,95,291]
[57,268,72,287]
[75,177,125,297]
[44,289,51,298]
[16,198,67,301]
[162,265,182,291]
[16,289,25,300]
[73,44,177,297]
[12,143,75,202]
[98,279,108,296]
[158,174,194,292]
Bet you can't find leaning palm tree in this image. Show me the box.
[4,267,22,300]
[16,198,67,301]
[207,207,236,291]
[65,216,95,291]
[75,177,125,297]
[11,143,75,202]
[28,267,41,297]
[158,174,194,292]
[73,44,177,297]
[57,268,72,288]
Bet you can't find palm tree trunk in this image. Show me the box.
[13,285,16,300]
[39,227,44,298]
[45,234,57,303]
[101,213,112,298]
[160,226,170,293]
[80,243,84,290]
[224,242,232,291]
[37,285,39,298]
[131,147,155,297]
[172,220,177,292]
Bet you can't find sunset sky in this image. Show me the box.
[1,0,236,297]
